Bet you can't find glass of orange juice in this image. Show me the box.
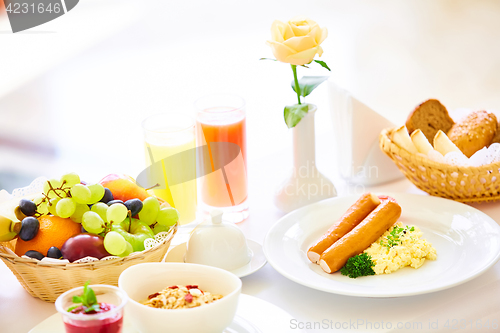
[195,94,248,223]
[141,113,197,225]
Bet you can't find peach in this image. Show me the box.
[99,174,150,202]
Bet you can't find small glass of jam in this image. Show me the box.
[55,284,128,333]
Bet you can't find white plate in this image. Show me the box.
[264,193,500,298]
[29,294,297,333]
[165,240,267,278]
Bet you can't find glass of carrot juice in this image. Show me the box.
[195,94,248,223]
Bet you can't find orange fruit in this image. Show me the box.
[15,215,81,257]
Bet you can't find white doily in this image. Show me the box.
[427,150,445,163]
[444,152,470,166]
[72,255,120,263]
[144,231,172,250]
[416,143,500,167]
[469,147,489,167]
[0,176,46,208]
[101,255,120,261]
[467,143,500,167]
[40,257,70,265]
[10,176,46,199]
[490,143,500,163]
[73,256,102,263]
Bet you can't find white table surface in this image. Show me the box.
[2,134,500,333]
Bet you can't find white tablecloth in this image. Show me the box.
[2,137,500,333]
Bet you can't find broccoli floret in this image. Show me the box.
[340,253,375,278]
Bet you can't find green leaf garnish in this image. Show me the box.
[313,60,331,71]
[67,281,99,313]
[67,305,79,312]
[85,285,97,307]
[85,304,101,313]
[259,57,277,61]
[284,104,309,128]
[290,76,329,98]
[340,253,375,278]
[81,283,88,306]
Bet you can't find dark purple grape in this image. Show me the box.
[19,217,39,241]
[125,199,143,216]
[107,200,124,206]
[99,188,114,204]
[25,250,44,260]
[47,246,62,259]
[19,199,36,216]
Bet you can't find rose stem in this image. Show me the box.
[291,64,301,105]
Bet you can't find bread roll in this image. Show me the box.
[489,120,500,146]
[447,111,497,157]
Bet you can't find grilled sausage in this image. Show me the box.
[307,193,380,263]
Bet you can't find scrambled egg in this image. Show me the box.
[364,222,437,275]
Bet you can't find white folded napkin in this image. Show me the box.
[328,81,404,185]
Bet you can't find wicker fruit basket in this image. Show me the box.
[0,225,176,302]
[380,127,500,203]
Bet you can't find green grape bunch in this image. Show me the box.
[19,172,180,259]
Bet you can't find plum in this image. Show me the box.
[61,234,110,262]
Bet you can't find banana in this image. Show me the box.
[14,206,27,221]
[0,214,21,242]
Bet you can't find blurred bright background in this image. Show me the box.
[2,0,500,192]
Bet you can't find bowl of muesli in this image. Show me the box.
[118,262,241,333]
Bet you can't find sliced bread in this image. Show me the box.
[392,125,418,154]
[406,99,455,142]
[433,130,461,156]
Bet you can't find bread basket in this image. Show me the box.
[0,177,178,302]
[380,127,500,203]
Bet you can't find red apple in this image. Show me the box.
[61,234,110,262]
[99,174,150,202]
